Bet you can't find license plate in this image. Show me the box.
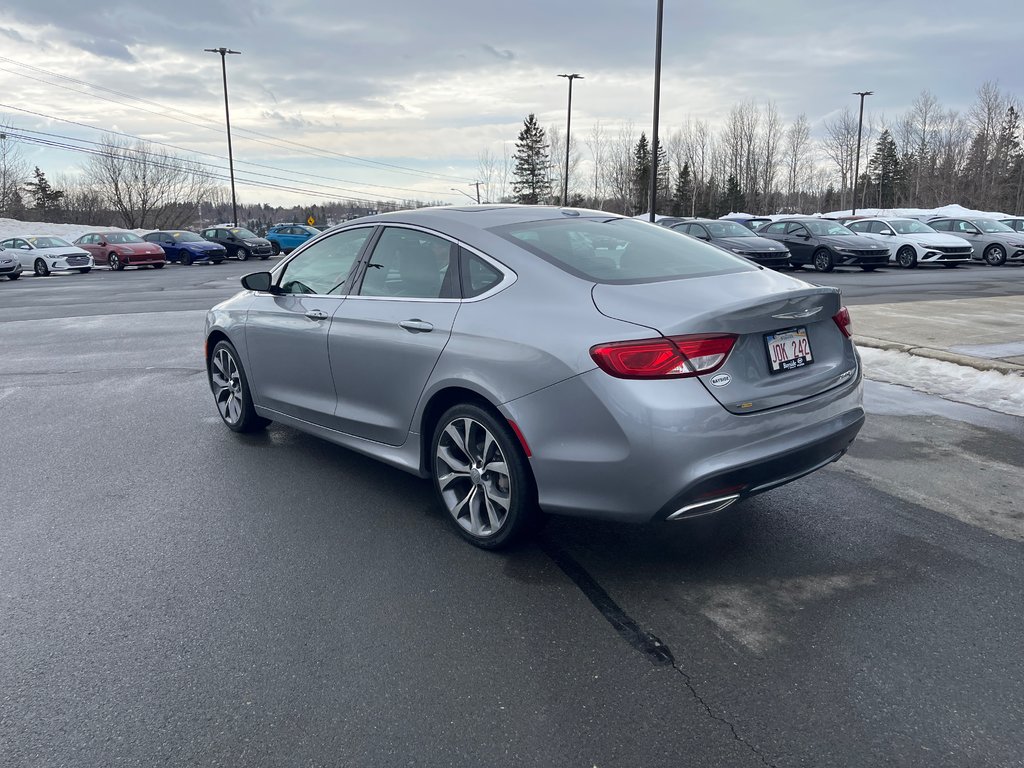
[765,327,813,373]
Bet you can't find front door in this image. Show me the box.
[243,227,374,426]
[329,226,460,445]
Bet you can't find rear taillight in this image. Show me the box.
[832,307,853,338]
[590,334,737,379]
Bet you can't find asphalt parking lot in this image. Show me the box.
[2,261,1023,767]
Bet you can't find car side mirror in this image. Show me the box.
[97,240,107,247]
[241,271,274,292]
[880,230,894,236]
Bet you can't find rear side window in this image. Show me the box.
[489,218,753,284]
[460,249,503,298]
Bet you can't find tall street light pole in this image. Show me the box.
[557,73,583,206]
[205,47,242,226]
[852,90,873,216]
[648,0,664,222]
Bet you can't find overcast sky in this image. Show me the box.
[1,0,1021,209]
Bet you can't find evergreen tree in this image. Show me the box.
[511,114,551,205]
[671,162,693,217]
[655,141,671,212]
[994,106,1023,211]
[719,175,746,216]
[23,167,65,218]
[866,129,901,208]
[633,133,651,213]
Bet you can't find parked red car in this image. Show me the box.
[74,231,166,271]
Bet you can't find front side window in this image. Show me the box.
[106,232,145,244]
[930,220,950,231]
[954,220,978,234]
[704,221,754,238]
[358,228,456,299]
[278,227,372,295]
[803,220,854,236]
[889,220,933,235]
[491,218,752,284]
[847,221,868,233]
[786,223,808,236]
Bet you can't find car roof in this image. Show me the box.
[348,205,626,229]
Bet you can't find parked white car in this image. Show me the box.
[0,236,94,276]
[845,218,973,268]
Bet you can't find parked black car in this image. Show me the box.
[668,218,791,269]
[199,226,274,261]
[758,217,889,272]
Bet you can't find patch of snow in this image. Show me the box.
[859,346,1024,417]
[0,217,151,242]
[824,203,1012,220]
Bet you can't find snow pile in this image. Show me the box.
[859,346,1024,417]
[823,203,1012,220]
[0,217,149,242]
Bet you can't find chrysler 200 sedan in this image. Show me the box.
[205,206,864,549]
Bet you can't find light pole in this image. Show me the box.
[450,188,479,204]
[648,0,664,222]
[852,90,873,216]
[205,47,242,226]
[557,73,583,206]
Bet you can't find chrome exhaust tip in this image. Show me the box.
[666,493,741,521]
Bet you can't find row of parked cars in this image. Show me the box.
[657,214,1024,272]
[0,224,323,279]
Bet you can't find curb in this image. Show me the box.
[854,335,1024,376]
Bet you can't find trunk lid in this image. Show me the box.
[591,270,858,413]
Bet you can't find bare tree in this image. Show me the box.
[585,120,608,206]
[476,149,499,204]
[759,101,783,212]
[822,107,859,210]
[782,114,812,212]
[0,126,28,218]
[86,134,219,229]
[606,122,637,215]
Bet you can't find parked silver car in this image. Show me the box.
[844,218,972,268]
[205,206,864,548]
[928,216,1024,266]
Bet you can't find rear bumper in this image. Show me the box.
[502,364,865,524]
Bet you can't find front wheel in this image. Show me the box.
[896,246,918,269]
[152,263,165,269]
[34,259,50,277]
[109,253,123,271]
[812,249,834,273]
[77,268,91,274]
[7,273,20,280]
[181,252,193,266]
[431,403,538,550]
[209,340,269,433]
[860,265,878,272]
[271,241,282,256]
[942,263,960,269]
[984,244,1007,266]
[236,248,249,262]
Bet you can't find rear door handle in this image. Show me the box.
[305,309,329,320]
[398,319,433,333]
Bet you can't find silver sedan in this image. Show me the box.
[205,206,864,549]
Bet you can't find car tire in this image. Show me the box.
[153,263,164,269]
[182,252,193,266]
[896,246,918,269]
[431,403,539,550]
[271,241,281,255]
[984,244,1007,266]
[237,248,249,262]
[7,273,20,280]
[33,258,50,277]
[260,254,270,260]
[209,340,270,434]
[860,265,878,272]
[109,253,123,271]
[812,249,834,273]
[77,268,91,274]
[942,263,960,268]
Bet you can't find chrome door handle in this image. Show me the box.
[398,319,433,332]
[305,309,329,320]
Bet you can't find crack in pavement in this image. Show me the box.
[540,537,777,768]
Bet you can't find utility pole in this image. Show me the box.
[205,47,242,226]
[852,90,873,216]
[473,181,481,203]
[648,0,664,222]
[557,73,583,206]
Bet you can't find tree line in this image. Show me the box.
[486,80,1024,217]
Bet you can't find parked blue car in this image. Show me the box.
[265,224,321,255]
[143,231,227,265]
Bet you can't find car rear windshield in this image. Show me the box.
[489,218,755,283]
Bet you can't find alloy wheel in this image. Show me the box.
[896,246,917,269]
[435,417,512,538]
[985,245,1006,266]
[34,258,49,277]
[109,253,120,271]
[210,347,244,425]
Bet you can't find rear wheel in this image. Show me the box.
[152,263,164,269]
[431,403,538,550]
[34,258,49,277]
[77,268,91,274]
[209,340,269,433]
[984,244,1007,266]
[896,245,918,269]
[812,249,834,273]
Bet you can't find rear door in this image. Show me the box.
[328,226,460,445]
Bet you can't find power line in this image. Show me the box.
[1,106,443,201]
[0,55,476,185]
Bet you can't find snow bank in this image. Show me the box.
[823,203,1012,220]
[0,217,150,242]
[859,346,1024,417]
